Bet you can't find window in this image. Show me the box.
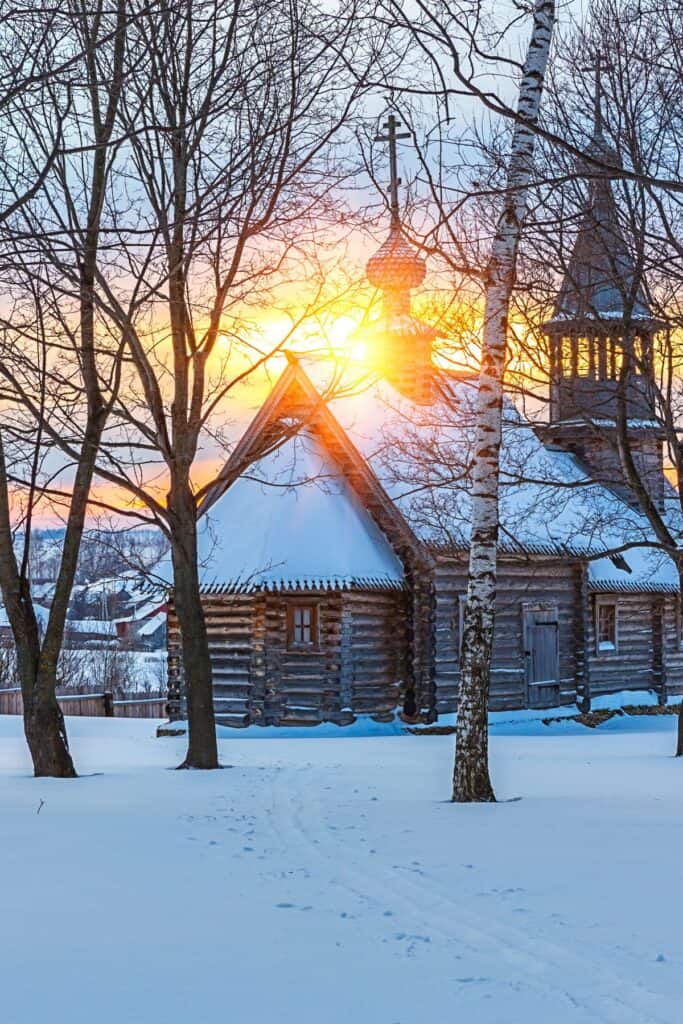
[596,599,618,653]
[287,603,319,648]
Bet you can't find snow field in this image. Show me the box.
[0,714,680,1023]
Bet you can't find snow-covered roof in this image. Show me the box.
[190,430,405,591]
[64,618,118,636]
[159,358,682,596]
[588,548,678,593]
[325,370,683,592]
[114,598,165,625]
[0,603,50,629]
[136,612,166,637]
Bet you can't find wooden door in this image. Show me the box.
[523,603,560,708]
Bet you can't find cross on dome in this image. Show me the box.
[365,110,425,305]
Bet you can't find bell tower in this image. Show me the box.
[542,67,664,503]
[364,112,437,404]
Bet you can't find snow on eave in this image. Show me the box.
[199,576,406,595]
[136,612,166,636]
[588,579,678,594]
[428,538,602,559]
[546,311,657,322]
[548,417,663,430]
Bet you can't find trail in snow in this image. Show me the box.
[266,760,677,1024]
[0,716,680,1024]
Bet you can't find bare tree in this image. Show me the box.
[0,0,129,776]
[50,0,378,768]
[518,0,683,753]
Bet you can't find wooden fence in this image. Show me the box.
[0,688,166,719]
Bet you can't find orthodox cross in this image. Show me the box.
[581,53,606,138]
[374,112,410,228]
[593,53,605,137]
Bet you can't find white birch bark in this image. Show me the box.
[453,0,556,802]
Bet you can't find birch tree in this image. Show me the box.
[452,0,555,801]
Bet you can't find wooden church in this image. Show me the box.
[166,115,683,728]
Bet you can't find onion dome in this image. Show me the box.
[366,226,426,292]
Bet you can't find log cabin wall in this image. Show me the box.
[586,592,681,701]
[662,597,683,697]
[342,590,408,722]
[432,553,582,712]
[201,593,257,726]
[262,591,343,726]
[260,589,407,725]
[168,581,683,727]
[166,594,256,724]
[169,587,409,728]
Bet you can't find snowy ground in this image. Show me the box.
[0,715,681,1024]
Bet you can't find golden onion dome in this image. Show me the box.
[366,227,426,292]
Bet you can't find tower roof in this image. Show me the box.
[551,178,652,325]
[550,66,652,327]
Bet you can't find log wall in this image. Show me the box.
[166,574,683,728]
[586,592,683,701]
[663,597,683,697]
[433,553,582,712]
[168,588,409,728]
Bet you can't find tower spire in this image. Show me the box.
[374,111,410,229]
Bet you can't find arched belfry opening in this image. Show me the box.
[541,66,665,504]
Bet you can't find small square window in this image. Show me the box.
[287,604,319,648]
[596,601,617,653]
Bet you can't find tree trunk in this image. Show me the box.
[24,692,76,778]
[677,563,683,756]
[0,437,78,777]
[9,593,76,778]
[169,479,219,769]
[453,0,556,802]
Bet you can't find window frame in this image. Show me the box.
[286,601,320,651]
[595,597,619,655]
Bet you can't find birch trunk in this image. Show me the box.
[453,0,556,802]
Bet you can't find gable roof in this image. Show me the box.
[195,429,405,592]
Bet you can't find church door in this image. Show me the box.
[523,603,560,708]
